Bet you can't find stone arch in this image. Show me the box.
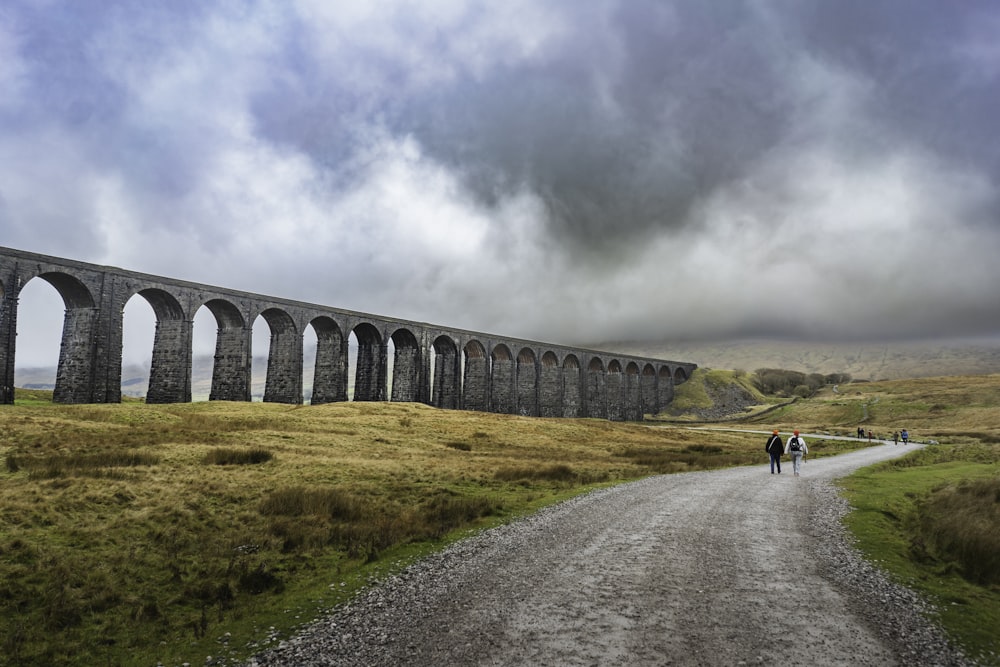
[351,322,385,402]
[390,328,421,402]
[130,287,189,404]
[432,334,460,409]
[35,272,99,404]
[674,366,689,383]
[641,363,658,415]
[562,354,581,417]
[36,271,96,309]
[586,357,607,419]
[133,287,185,320]
[607,360,624,421]
[659,365,675,408]
[257,307,302,404]
[516,347,538,416]
[490,343,515,414]
[200,299,250,402]
[310,316,347,404]
[624,362,642,421]
[539,351,562,418]
[463,339,488,412]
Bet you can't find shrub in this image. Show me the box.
[327,513,416,561]
[259,486,364,521]
[203,447,273,465]
[421,493,501,538]
[11,451,160,478]
[753,368,831,397]
[915,478,1000,586]
[237,564,284,595]
[494,464,577,482]
[682,444,724,455]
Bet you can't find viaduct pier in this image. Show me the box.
[0,246,695,420]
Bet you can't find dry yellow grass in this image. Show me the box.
[744,374,1000,444]
[0,395,780,667]
[4,374,997,665]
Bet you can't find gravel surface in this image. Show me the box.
[246,442,976,666]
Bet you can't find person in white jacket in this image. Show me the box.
[784,430,808,476]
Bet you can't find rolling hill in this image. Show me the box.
[13,337,1000,400]
[597,337,1000,381]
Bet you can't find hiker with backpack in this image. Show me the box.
[765,430,783,474]
[784,430,808,476]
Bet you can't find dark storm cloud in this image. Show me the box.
[253,1,802,257]
[3,0,1000,365]
[240,0,1000,274]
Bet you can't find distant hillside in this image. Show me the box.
[15,337,1000,397]
[594,337,1000,381]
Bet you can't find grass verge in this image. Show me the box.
[838,445,1000,665]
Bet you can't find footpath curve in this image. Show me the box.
[249,441,972,667]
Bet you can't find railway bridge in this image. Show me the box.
[0,246,695,420]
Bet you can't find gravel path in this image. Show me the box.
[247,442,975,666]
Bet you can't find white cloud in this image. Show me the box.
[955,10,1000,82]
[292,0,568,87]
[6,0,1000,374]
[0,11,28,111]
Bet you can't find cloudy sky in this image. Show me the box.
[3,0,1000,367]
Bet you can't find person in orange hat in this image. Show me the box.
[784,429,808,476]
[765,429,783,474]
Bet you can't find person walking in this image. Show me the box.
[901,428,909,445]
[765,430,783,474]
[784,430,808,476]
[893,431,900,445]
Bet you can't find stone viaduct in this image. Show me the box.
[0,246,695,420]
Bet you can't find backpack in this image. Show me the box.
[789,437,801,452]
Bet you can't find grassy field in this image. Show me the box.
[1,374,998,666]
[840,448,1000,665]
[0,390,800,667]
[734,375,1000,665]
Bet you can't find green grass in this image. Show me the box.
[1,393,765,667]
[655,368,780,419]
[3,375,999,666]
[839,445,1000,665]
[204,446,274,465]
[715,374,1000,664]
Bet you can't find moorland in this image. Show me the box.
[1,371,998,666]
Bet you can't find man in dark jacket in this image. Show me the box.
[765,430,783,474]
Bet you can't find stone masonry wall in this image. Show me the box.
[491,358,514,414]
[0,246,696,421]
[539,364,562,418]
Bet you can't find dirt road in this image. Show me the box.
[250,442,969,666]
